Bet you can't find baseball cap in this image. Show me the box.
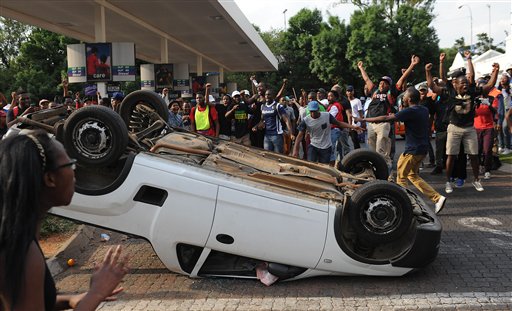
[112,92,124,100]
[346,85,354,92]
[39,99,50,105]
[231,90,241,97]
[317,88,327,94]
[379,76,393,85]
[418,83,428,91]
[307,101,320,111]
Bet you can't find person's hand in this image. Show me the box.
[353,116,363,123]
[205,83,211,89]
[251,126,257,132]
[290,134,295,141]
[75,92,80,100]
[62,79,69,87]
[411,55,420,65]
[496,124,502,131]
[232,104,239,110]
[87,245,129,303]
[357,61,364,69]
[292,150,299,158]
[282,78,288,84]
[11,91,17,99]
[492,62,500,72]
[353,125,365,133]
[464,50,471,59]
[439,53,446,62]
[250,75,255,81]
[425,63,433,71]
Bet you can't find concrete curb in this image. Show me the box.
[46,225,96,276]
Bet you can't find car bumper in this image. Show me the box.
[392,192,442,269]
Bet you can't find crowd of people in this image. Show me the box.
[1,51,512,309]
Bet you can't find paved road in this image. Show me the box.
[53,141,512,310]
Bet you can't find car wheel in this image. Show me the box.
[118,90,168,134]
[63,106,128,166]
[339,149,389,180]
[349,180,413,244]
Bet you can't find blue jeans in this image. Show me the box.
[264,134,284,153]
[308,145,332,164]
[330,128,342,162]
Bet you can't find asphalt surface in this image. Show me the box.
[52,140,512,310]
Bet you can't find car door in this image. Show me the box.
[205,186,328,269]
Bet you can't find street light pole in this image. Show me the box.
[487,4,491,50]
[458,4,473,49]
[283,9,288,30]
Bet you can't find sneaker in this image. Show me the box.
[445,182,453,194]
[430,166,443,175]
[435,196,447,214]
[484,172,491,180]
[503,148,512,155]
[472,179,484,191]
[455,178,465,188]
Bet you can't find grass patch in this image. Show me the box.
[40,215,77,238]
[499,153,512,164]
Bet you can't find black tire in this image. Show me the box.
[63,106,128,167]
[349,180,413,244]
[118,90,168,132]
[340,149,389,180]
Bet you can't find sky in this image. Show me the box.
[233,0,512,49]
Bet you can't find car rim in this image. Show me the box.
[73,119,112,159]
[361,195,402,235]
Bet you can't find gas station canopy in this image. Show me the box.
[0,0,278,73]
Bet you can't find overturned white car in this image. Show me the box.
[7,91,441,282]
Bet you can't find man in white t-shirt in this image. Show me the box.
[346,85,363,149]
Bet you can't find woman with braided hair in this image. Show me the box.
[0,131,128,310]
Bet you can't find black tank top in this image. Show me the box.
[35,240,56,311]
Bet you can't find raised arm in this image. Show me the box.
[396,55,420,90]
[482,63,500,95]
[439,53,446,82]
[425,63,444,95]
[464,50,475,85]
[357,61,374,92]
[276,78,288,99]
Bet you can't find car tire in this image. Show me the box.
[339,149,389,180]
[118,90,168,131]
[348,180,413,244]
[63,106,128,167]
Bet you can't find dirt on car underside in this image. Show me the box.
[150,131,348,201]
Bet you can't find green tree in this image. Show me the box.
[347,4,439,88]
[0,17,32,69]
[279,8,325,91]
[349,0,434,19]
[11,28,79,99]
[310,16,354,86]
[475,33,505,54]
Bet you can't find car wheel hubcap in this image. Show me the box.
[363,196,401,235]
[73,120,111,159]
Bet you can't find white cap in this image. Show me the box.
[240,90,250,96]
[231,90,241,97]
